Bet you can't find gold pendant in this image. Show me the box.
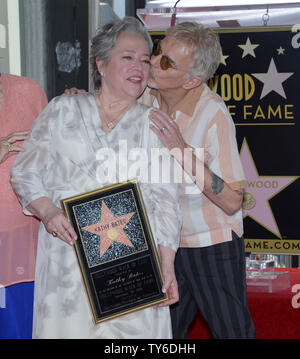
[107,122,115,129]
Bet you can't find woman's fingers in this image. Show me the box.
[6,130,32,142]
[47,212,77,246]
[160,277,179,307]
[58,227,77,246]
[0,130,32,163]
[6,144,26,153]
[155,259,179,307]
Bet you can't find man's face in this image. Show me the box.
[149,36,194,91]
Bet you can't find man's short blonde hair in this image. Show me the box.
[166,22,221,82]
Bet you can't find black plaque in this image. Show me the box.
[61,179,167,323]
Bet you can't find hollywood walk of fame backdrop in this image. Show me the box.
[210,26,300,254]
[150,26,300,254]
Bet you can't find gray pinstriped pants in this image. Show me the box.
[170,232,256,339]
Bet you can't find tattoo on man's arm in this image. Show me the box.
[211,173,224,194]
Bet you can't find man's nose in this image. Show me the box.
[150,54,160,68]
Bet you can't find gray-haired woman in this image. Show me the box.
[11,17,181,339]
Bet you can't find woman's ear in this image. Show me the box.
[182,76,202,90]
[96,57,104,76]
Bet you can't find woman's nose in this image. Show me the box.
[133,58,144,70]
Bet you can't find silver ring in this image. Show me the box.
[52,231,57,237]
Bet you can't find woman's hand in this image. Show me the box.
[27,197,78,246]
[42,207,78,246]
[160,261,179,307]
[157,245,179,307]
[0,130,31,164]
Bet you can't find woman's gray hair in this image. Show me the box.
[166,22,221,82]
[90,16,153,89]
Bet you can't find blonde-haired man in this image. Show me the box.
[143,22,256,339]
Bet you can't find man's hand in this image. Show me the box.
[149,109,185,154]
[63,87,87,95]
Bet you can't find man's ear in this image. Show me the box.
[182,76,202,90]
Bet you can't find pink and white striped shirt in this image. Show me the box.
[141,83,245,248]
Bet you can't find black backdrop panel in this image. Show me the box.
[150,27,300,254]
[45,0,89,100]
[214,27,300,254]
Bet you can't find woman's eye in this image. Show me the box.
[122,55,150,64]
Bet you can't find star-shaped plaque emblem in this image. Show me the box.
[82,201,135,257]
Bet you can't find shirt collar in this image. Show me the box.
[149,84,204,117]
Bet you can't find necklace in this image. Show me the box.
[94,92,131,130]
[95,91,131,130]
[98,99,116,129]
[102,106,117,130]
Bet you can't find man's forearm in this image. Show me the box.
[181,148,244,215]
